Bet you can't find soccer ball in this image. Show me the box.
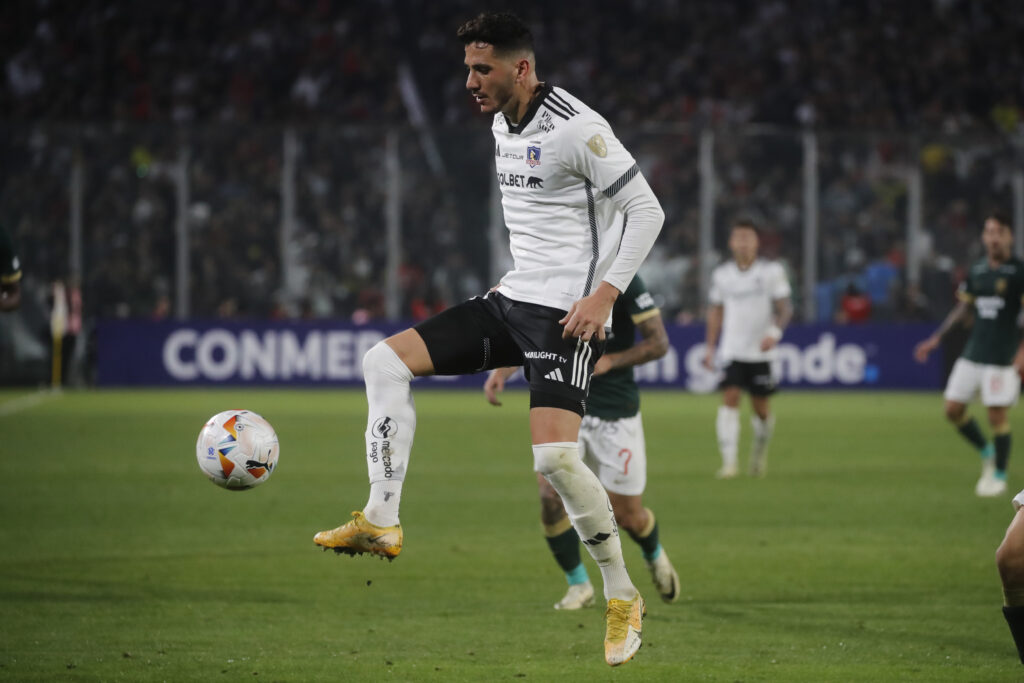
[196,410,280,490]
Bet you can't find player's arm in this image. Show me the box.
[760,297,793,351]
[560,120,664,341]
[704,304,723,369]
[913,299,972,363]
[594,312,669,377]
[483,366,519,406]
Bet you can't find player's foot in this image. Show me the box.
[604,593,645,666]
[554,581,595,610]
[313,511,402,560]
[975,469,1007,497]
[646,551,680,603]
[715,463,739,479]
[749,454,767,477]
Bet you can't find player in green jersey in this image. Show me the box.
[0,222,21,312]
[914,212,1024,497]
[484,275,681,609]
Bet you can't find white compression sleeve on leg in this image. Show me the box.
[533,442,637,601]
[716,405,739,467]
[361,341,415,526]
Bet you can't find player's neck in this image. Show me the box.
[988,253,1008,269]
[507,79,544,125]
[735,257,756,270]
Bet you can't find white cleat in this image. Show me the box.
[715,464,739,479]
[646,551,680,603]
[554,580,595,610]
[976,471,1007,497]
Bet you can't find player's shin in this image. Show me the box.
[716,406,739,472]
[533,443,637,601]
[995,423,1012,476]
[750,414,775,474]
[361,341,416,527]
[955,414,990,453]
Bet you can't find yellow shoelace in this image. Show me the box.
[604,600,632,641]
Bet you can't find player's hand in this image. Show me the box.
[483,369,506,406]
[593,355,613,377]
[759,336,778,352]
[703,349,715,370]
[560,284,617,341]
[913,336,939,363]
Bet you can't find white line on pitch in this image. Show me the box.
[0,389,61,418]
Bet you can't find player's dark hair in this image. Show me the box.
[457,12,534,57]
[731,218,760,236]
[987,210,1012,230]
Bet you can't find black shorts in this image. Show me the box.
[414,292,604,416]
[720,360,777,396]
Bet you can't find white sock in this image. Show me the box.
[716,405,740,467]
[751,414,776,461]
[360,341,415,526]
[364,481,404,527]
[533,442,637,601]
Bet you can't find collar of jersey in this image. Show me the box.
[503,83,553,135]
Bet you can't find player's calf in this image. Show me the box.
[997,505,1024,663]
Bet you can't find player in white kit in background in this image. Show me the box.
[703,219,793,478]
[312,12,664,667]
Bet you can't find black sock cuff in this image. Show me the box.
[1003,606,1024,665]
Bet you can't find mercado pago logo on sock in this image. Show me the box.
[372,416,397,438]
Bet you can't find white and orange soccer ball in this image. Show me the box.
[196,410,280,490]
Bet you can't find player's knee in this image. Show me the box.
[532,442,578,476]
[998,540,1024,588]
[944,402,965,423]
[613,507,645,534]
[363,341,410,381]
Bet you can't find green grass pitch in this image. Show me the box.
[0,387,1021,681]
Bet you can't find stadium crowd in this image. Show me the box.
[1,0,1022,323]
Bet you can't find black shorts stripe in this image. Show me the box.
[547,91,580,116]
[603,164,640,197]
[584,179,599,297]
[541,102,570,120]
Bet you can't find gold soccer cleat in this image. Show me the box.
[603,593,645,666]
[313,511,403,561]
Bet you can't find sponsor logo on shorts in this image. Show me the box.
[525,351,567,363]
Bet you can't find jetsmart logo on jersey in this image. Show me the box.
[525,351,567,364]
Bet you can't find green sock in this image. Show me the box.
[996,432,1012,474]
[957,417,988,451]
[545,526,584,579]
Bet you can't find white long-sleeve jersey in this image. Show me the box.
[492,84,664,314]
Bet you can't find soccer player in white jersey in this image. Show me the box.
[704,219,793,478]
[312,13,664,667]
[484,275,680,612]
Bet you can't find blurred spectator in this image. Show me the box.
[837,283,872,324]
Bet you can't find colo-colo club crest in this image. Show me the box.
[526,146,541,168]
